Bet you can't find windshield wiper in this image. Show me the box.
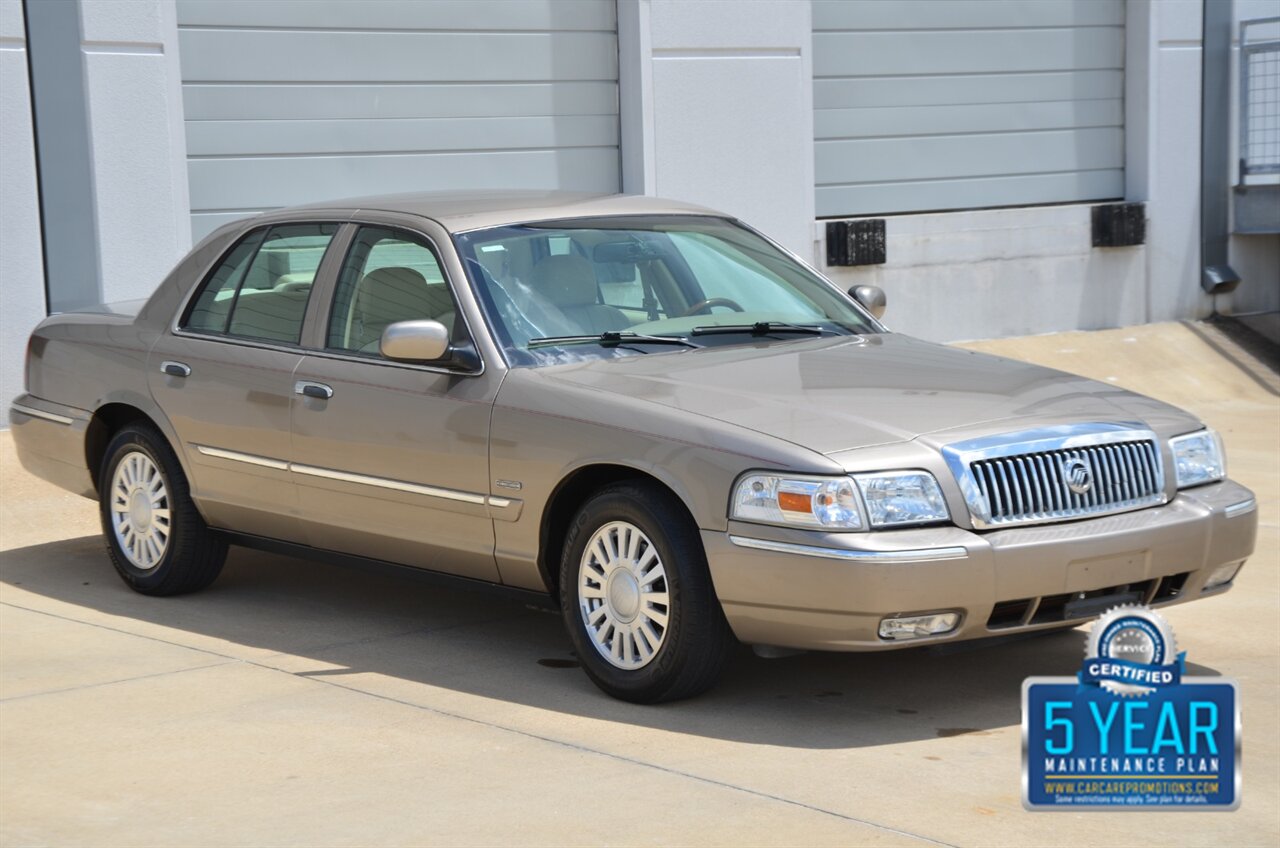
[690,321,831,337]
[528,331,702,350]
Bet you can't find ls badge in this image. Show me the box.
[1022,605,1240,810]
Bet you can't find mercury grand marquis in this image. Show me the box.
[11,192,1258,702]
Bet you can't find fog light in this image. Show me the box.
[879,612,960,641]
[1204,561,1243,590]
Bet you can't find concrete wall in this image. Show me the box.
[820,204,1147,342]
[0,0,45,422]
[1144,0,1212,323]
[78,0,190,304]
[619,0,815,257]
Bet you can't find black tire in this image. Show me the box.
[98,423,228,596]
[559,481,734,703]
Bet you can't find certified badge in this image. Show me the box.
[1081,605,1182,696]
[1022,604,1240,810]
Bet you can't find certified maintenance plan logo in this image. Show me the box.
[1022,604,1241,810]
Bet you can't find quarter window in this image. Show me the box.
[327,227,458,356]
[182,223,337,344]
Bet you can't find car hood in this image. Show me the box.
[535,333,1200,456]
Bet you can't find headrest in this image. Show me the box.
[529,255,599,307]
[359,266,426,297]
[355,266,432,323]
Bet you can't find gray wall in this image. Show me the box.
[176,0,622,241]
[0,0,44,420]
[619,0,816,257]
[812,0,1126,218]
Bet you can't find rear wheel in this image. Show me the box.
[99,424,227,595]
[559,481,734,703]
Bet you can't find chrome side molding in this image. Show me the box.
[290,462,486,505]
[193,442,502,510]
[193,444,289,471]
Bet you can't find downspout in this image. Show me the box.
[1200,0,1241,294]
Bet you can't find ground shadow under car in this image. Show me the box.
[0,536,1221,750]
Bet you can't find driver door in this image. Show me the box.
[289,224,502,582]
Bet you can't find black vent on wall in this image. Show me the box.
[1092,203,1146,247]
[826,219,886,266]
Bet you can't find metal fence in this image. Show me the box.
[1240,16,1280,178]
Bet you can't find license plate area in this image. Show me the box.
[1062,588,1143,620]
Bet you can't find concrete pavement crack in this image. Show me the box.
[269,670,960,848]
[0,659,240,703]
[0,600,957,847]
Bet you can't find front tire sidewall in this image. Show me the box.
[560,485,728,703]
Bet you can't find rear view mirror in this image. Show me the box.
[849,285,886,320]
[592,241,664,263]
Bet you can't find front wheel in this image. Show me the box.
[559,481,734,703]
[99,424,228,595]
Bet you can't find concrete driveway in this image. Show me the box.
[2,321,1277,847]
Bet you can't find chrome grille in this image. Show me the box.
[972,440,1161,524]
[941,424,1167,529]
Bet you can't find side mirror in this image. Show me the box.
[849,285,886,320]
[380,320,451,362]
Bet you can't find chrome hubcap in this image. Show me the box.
[578,521,669,670]
[111,451,171,570]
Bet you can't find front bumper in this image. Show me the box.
[704,478,1257,651]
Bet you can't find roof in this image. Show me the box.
[291,190,725,232]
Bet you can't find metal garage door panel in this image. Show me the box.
[176,0,619,241]
[818,128,1123,184]
[178,29,616,83]
[186,116,619,157]
[817,171,1125,219]
[189,149,622,210]
[814,0,1122,29]
[814,70,1123,110]
[812,0,1126,218]
[177,0,615,31]
[816,100,1123,140]
[183,82,618,121]
[813,28,1123,78]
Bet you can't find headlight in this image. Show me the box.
[1170,429,1225,488]
[731,474,864,530]
[852,470,950,528]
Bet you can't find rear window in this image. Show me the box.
[183,223,338,344]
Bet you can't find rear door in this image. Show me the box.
[288,222,503,582]
[148,222,342,540]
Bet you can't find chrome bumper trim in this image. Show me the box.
[728,535,969,563]
[10,404,74,426]
[1224,498,1257,519]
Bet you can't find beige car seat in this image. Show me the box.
[528,255,630,334]
[349,266,456,351]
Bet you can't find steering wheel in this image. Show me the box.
[677,297,746,317]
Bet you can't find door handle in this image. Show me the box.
[295,381,334,400]
[160,361,191,378]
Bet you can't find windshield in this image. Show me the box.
[453,215,879,365]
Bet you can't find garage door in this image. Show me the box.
[177,0,620,240]
[813,0,1125,218]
